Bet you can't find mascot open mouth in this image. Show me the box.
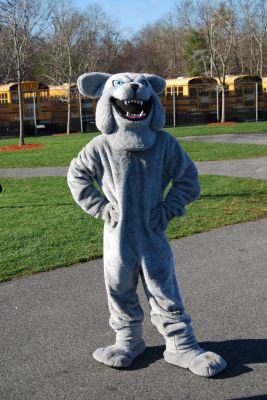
[111,97,152,121]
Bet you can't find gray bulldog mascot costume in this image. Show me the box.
[67,72,227,377]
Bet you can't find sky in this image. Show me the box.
[73,0,176,35]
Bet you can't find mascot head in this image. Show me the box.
[77,72,166,151]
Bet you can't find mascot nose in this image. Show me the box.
[130,83,139,92]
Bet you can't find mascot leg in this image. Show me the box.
[141,236,227,378]
[93,233,145,368]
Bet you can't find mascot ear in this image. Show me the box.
[77,72,111,98]
[144,74,166,94]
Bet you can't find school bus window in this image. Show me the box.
[199,87,209,96]
[211,88,217,97]
[24,95,33,104]
[244,85,253,94]
[178,86,183,97]
[40,96,48,103]
[166,87,172,98]
[235,86,242,96]
[258,85,262,93]
[0,93,5,104]
[11,93,19,103]
[189,87,197,97]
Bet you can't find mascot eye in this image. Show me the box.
[141,80,148,87]
[113,80,125,87]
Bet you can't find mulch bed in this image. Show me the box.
[0,144,46,151]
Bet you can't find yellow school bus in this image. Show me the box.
[222,75,262,121]
[0,81,95,135]
[163,75,265,124]
[163,76,218,124]
[48,84,96,131]
[0,81,50,131]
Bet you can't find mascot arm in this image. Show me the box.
[164,143,200,219]
[67,146,109,220]
[150,142,200,233]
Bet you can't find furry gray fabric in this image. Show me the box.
[67,72,227,377]
[164,348,227,378]
[93,339,146,368]
[77,72,165,147]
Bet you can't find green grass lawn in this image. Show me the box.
[1,175,267,282]
[167,120,267,137]
[1,125,267,168]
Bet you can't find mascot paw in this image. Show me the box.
[164,349,227,378]
[93,340,146,368]
[189,351,227,377]
[102,203,119,228]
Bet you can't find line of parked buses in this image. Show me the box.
[0,75,267,135]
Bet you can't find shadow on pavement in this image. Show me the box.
[200,338,266,379]
[227,396,267,400]
[129,345,165,370]
[128,339,266,379]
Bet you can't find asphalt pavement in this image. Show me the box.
[1,157,267,180]
[196,157,267,180]
[182,132,267,145]
[0,166,68,177]
[1,218,267,400]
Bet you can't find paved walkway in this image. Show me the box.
[0,133,267,180]
[1,218,266,400]
[0,166,69,178]
[182,132,267,144]
[196,157,267,180]
[1,157,267,180]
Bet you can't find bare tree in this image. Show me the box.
[238,0,267,77]
[82,4,122,73]
[0,25,15,81]
[42,1,85,134]
[41,1,117,133]
[174,0,196,30]
[198,1,237,122]
[96,22,122,73]
[0,0,50,144]
[139,24,170,75]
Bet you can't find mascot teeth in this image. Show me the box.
[111,97,152,121]
[124,100,143,105]
[126,111,146,118]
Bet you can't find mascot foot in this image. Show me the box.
[164,348,227,378]
[93,339,146,368]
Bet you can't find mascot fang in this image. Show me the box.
[67,72,227,377]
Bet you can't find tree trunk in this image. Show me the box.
[259,41,263,77]
[18,79,25,145]
[221,85,225,123]
[67,84,71,135]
